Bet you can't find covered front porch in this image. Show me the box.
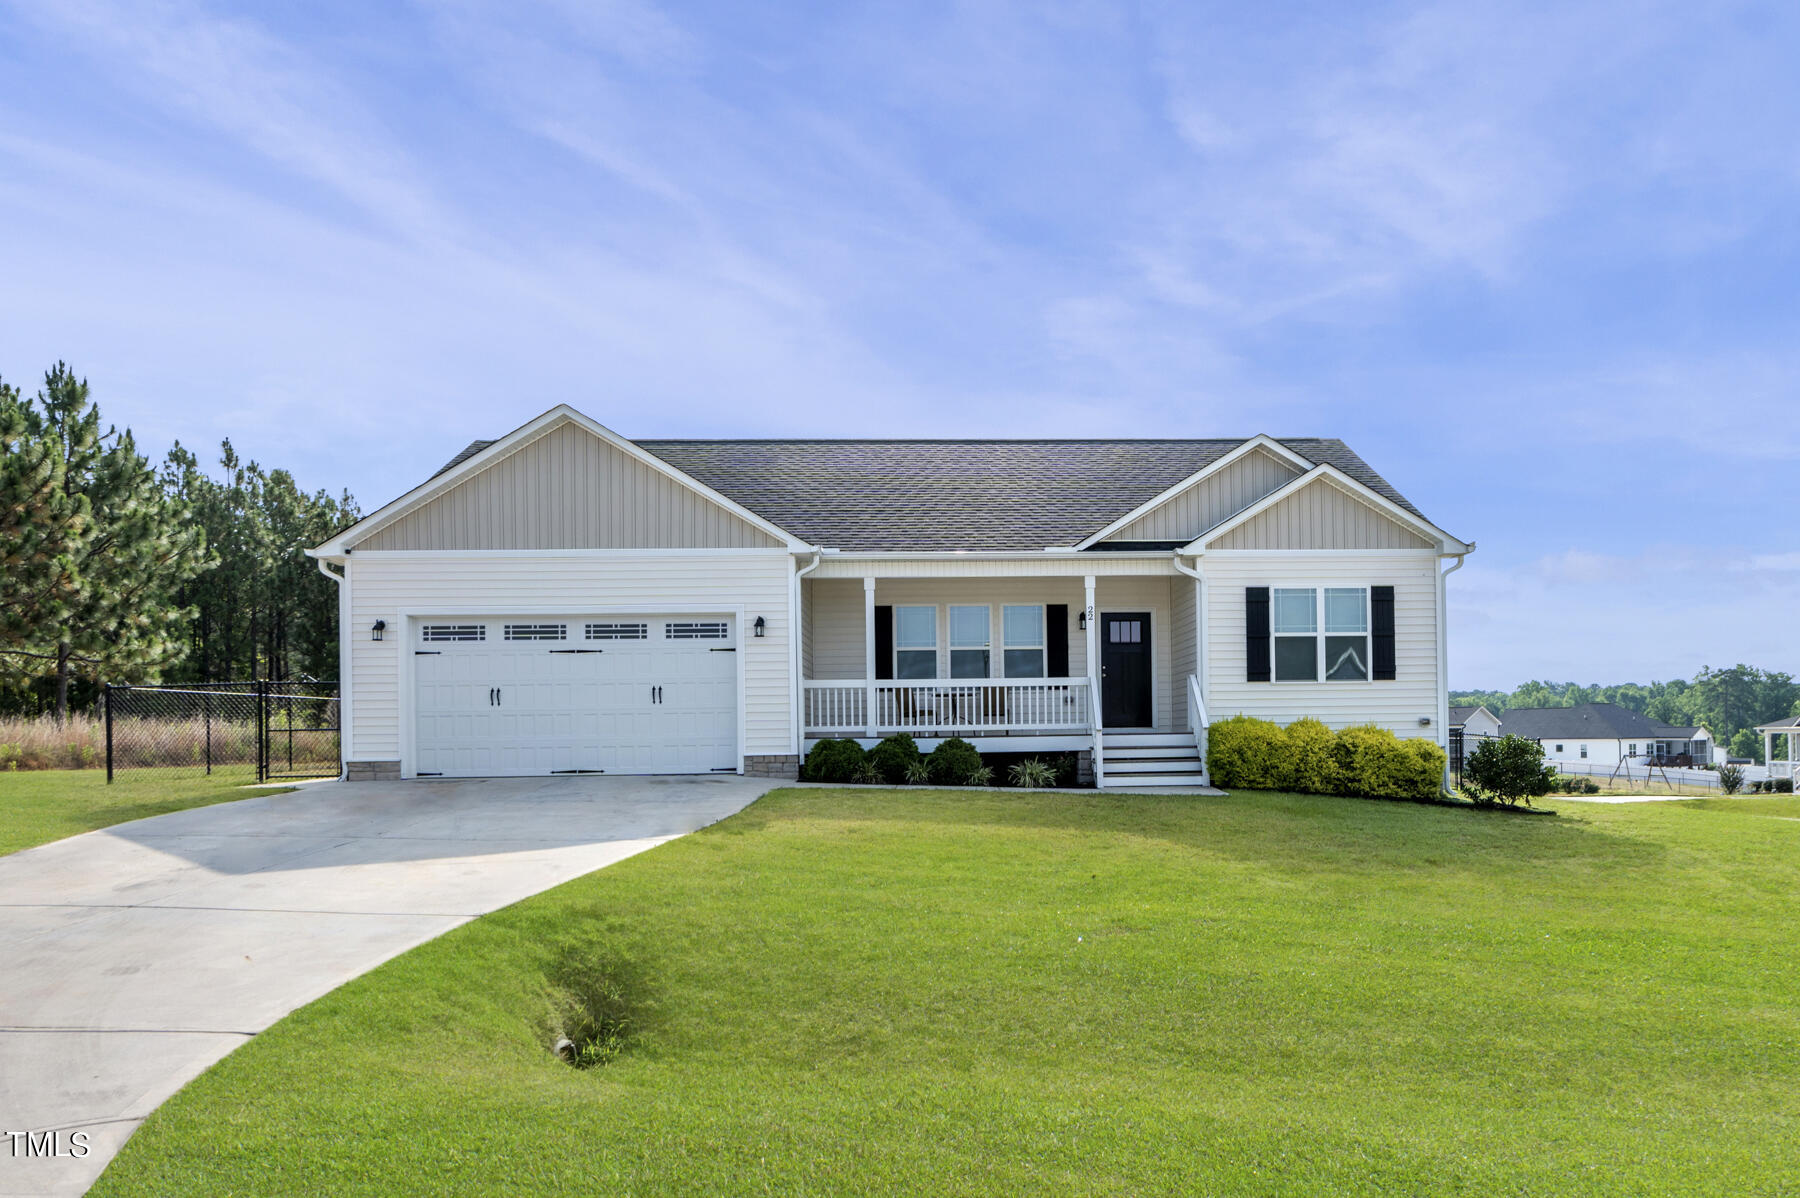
[1757,716,1798,781]
[798,560,1208,786]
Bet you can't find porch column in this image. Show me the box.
[864,577,878,738]
[1767,730,1775,776]
[1084,575,1099,729]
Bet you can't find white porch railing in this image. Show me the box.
[1187,674,1209,774]
[804,678,1093,737]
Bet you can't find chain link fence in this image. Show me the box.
[104,681,340,783]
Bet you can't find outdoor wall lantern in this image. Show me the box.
[1418,716,1432,727]
[1078,610,1088,631]
[753,616,766,638]
[371,619,387,642]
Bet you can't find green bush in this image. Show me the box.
[1718,764,1744,795]
[1777,778,1795,794]
[1333,724,1442,801]
[1463,735,1557,807]
[927,737,985,785]
[1009,758,1057,788]
[1282,718,1341,794]
[902,759,933,785]
[802,738,867,783]
[867,734,923,784]
[1206,715,1288,790]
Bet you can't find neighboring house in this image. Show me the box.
[1492,703,1719,768]
[1755,715,1799,781]
[1449,705,1503,740]
[306,405,1473,789]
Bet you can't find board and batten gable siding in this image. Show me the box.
[1103,448,1302,543]
[355,423,782,552]
[346,551,794,762]
[1204,552,1441,742]
[1207,476,1433,551]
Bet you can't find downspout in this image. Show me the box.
[312,554,350,781]
[791,548,823,761]
[1437,546,1471,793]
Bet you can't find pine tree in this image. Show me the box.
[0,365,213,719]
[0,375,88,660]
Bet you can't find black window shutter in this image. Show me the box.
[874,606,894,680]
[1371,586,1396,680]
[1245,587,1271,682]
[1046,604,1069,678]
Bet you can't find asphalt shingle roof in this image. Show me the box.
[1496,704,1700,741]
[435,436,1431,552]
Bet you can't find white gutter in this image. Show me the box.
[1437,544,1473,791]
[312,555,350,780]
[791,549,823,758]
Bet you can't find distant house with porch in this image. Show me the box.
[1492,703,1718,768]
[1449,704,1502,740]
[1755,715,1798,782]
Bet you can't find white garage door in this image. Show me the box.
[412,615,738,777]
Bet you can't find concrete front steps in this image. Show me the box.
[1097,731,1209,789]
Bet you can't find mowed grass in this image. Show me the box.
[95,789,1800,1196]
[0,767,281,856]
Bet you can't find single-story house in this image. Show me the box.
[1449,704,1503,740]
[1491,703,1719,768]
[306,405,1473,788]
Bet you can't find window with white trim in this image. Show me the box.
[1272,587,1370,682]
[1272,588,1318,681]
[949,605,990,679]
[422,623,484,642]
[1002,605,1045,678]
[894,606,936,680]
[1579,744,1588,759]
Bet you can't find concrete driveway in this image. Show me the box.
[0,773,776,1197]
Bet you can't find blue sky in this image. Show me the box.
[1,0,1795,688]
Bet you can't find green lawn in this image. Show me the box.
[94,788,1800,1196]
[0,768,281,856]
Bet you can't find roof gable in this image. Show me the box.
[1202,471,1438,552]
[1086,440,1306,547]
[313,407,798,555]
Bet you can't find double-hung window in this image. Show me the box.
[895,606,937,679]
[1272,586,1370,682]
[949,605,991,679]
[1002,605,1045,678]
[1272,589,1319,681]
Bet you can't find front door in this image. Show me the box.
[1100,611,1152,727]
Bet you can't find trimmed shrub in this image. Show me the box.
[867,734,923,784]
[927,737,984,786]
[1282,718,1341,795]
[1334,724,1441,801]
[1009,758,1057,788]
[1777,778,1795,794]
[802,738,867,783]
[1463,734,1556,807]
[1206,715,1288,790]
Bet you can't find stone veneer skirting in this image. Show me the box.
[345,760,402,782]
[743,754,800,780]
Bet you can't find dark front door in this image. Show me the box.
[1101,611,1152,727]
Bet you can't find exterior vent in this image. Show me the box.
[504,623,567,641]
[422,624,485,642]
[586,622,648,640]
[665,621,729,640]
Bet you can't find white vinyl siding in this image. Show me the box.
[1103,447,1302,543]
[1208,476,1434,551]
[1205,552,1441,742]
[347,551,792,762]
[1170,573,1197,727]
[356,423,782,551]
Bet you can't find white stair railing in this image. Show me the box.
[1187,674,1209,782]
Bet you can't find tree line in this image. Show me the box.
[1,364,357,719]
[1452,666,1800,763]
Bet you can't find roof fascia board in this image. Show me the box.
[312,405,807,554]
[1183,464,1471,554]
[1072,435,1314,550]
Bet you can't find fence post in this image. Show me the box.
[204,689,212,777]
[257,679,269,784]
[105,684,114,784]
